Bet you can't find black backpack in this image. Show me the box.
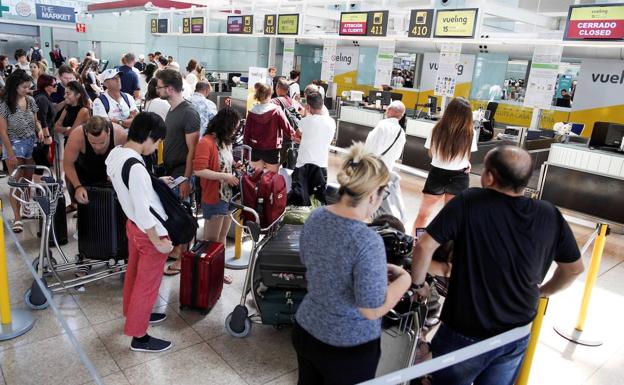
[121,158,197,246]
[99,92,131,114]
[30,48,42,62]
[275,97,301,131]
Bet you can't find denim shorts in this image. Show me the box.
[202,200,230,220]
[2,136,36,160]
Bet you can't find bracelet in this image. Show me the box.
[410,282,426,291]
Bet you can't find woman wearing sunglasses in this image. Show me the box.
[292,142,411,384]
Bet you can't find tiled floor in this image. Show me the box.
[0,153,623,385]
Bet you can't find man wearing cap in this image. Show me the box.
[93,69,138,129]
[134,54,147,72]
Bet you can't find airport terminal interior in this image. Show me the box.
[0,0,623,384]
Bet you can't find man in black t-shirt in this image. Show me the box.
[411,145,583,385]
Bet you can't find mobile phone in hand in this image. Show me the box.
[169,176,187,189]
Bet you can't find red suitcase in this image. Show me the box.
[179,241,225,314]
[242,169,287,228]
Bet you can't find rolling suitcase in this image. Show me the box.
[258,288,305,326]
[179,241,225,314]
[242,169,287,228]
[77,186,128,260]
[256,224,306,289]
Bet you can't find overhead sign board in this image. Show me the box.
[75,22,86,33]
[182,17,190,34]
[277,14,299,35]
[35,4,75,23]
[191,17,204,33]
[408,9,434,38]
[434,8,478,38]
[151,19,157,33]
[565,4,624,41]
[367,10,388,36]
[339,12,368,35]
[264,14,276,34]
[227,15,253,34]
[157,18,168,33]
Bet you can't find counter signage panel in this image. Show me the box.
[227,15,253,34]
[182,17,190,34]
[565,4,624,41]
[191,17,204,34]
[408,9,434,38]
[434,8,478,38]
[264,14,276,34]
[367,10,388,36]
[157,18,168,34]
[150,19,157,33]
[339,12,368,35]
[278,14,299,35]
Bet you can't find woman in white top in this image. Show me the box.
[412,97,477,233]
[143,78,170,122]
[139,64,157,99]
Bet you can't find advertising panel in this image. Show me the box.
[35,4,75,23]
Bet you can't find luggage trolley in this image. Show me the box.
[8,165,126,310]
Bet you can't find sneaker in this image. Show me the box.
[149,313,167,324]
[130,335,172,353]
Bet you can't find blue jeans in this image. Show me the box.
[431,324,529,385]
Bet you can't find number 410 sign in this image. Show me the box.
[408,9,434,38]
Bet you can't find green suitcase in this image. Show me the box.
[258,288,306,326]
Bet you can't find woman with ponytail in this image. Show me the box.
[292,143,411,384]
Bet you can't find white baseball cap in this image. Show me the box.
[100,68,120,82]
[139,54,145,60]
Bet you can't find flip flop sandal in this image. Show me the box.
[224,275,233,285]
[12,221,23,233]
[164,265,181,276]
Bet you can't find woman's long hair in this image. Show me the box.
[142,63,157,83]
[145,78,159,102]
[205,107,240,147]
[429,97,474,162]
[66,80,91,110]
[79,58,97,84]
[0,69,32,113]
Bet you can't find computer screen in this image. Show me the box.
[390,93,403,101]
[368,91,392,106]
[427,95,437,113]
[570,123,584,136]
[590,122,624,148]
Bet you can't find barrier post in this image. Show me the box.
[0,200,36,340]
[224,209,252,270]
[234,212,242,260]
[515,297,549,385]
[554,223,608,347]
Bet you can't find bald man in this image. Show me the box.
[411,145,584,385]
[364,100,406,171]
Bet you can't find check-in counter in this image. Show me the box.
[402,119,436,171]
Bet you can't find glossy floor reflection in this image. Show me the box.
[0,153,623,385]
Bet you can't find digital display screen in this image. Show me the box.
[565,4,624,41]
[227,15,253,34]
[339,12,368,35]
[278,14,299,35]
[434,9,478,38]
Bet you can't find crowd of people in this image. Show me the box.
[0,43,585,385]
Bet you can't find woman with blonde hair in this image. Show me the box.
[292,143,411,384]
[412,97,477,233]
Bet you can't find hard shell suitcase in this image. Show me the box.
[77,186,128,260]
[179,241,225,313]
[258,288,306,326]
[242,170,287,228]
[256,224,306,289]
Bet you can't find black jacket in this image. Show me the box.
[288,164,327,206]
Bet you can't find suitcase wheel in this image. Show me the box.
[225,312,252,338]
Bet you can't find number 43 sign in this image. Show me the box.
[408,9,434,38]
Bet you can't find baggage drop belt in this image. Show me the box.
[360,323,531,385]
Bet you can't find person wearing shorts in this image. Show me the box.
[0,69,52,232]
[412,97,477,234]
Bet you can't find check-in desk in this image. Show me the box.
[539,143,624,225]
[402,119,436,171]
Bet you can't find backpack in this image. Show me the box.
[121,158,197,246]
[30,48,42,62]
[275,97,301,131]
[99,92,131,114]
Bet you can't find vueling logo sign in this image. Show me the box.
[591,70,624,84]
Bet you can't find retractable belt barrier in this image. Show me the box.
[1,212,104,385]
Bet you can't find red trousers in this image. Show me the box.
[123,220,168,337]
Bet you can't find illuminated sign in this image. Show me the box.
[434,8,478,38]
[227,15,253,34]
[182,17,190,34]
[408,9,434,38]
[367,10,388,36]
[339,12,368,35]
[264,14,276,34]
[191,17,204,33]
[565,4,624,40]
[157,18,168,33]
[277,14,299,35]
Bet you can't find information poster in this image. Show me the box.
[367,10,388,37]
[182,17,190,34]
[408,9,434,38]
[282,39,295,76]
[434,9,478,38]
[340,12,368,35]
[374,41,395,88]
[227,15,253,34]
[191,17,204,34]
[434,43,462,97]
[264,14,276,34]
[321,40,337,82]
[524,45,563,110]
[278,14,299,35]
[565,4,624,41]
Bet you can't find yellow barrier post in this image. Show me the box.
[0,199,36,340]
[234,211,242,260]
[554,223,609,347]
[224,209,251,270]
[515,297,549,385]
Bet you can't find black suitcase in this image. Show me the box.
[256,224,306,289]
[258,288,306,326]
[77,186,128,260]
[36,178,68,246]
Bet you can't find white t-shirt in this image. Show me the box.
[144,98,171,123]
[295,114,336,169]
[425,128,478,170]
[92,91,138,121]
[105,146,168,236]
[364,118,406,171]
[289,82,300,99]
